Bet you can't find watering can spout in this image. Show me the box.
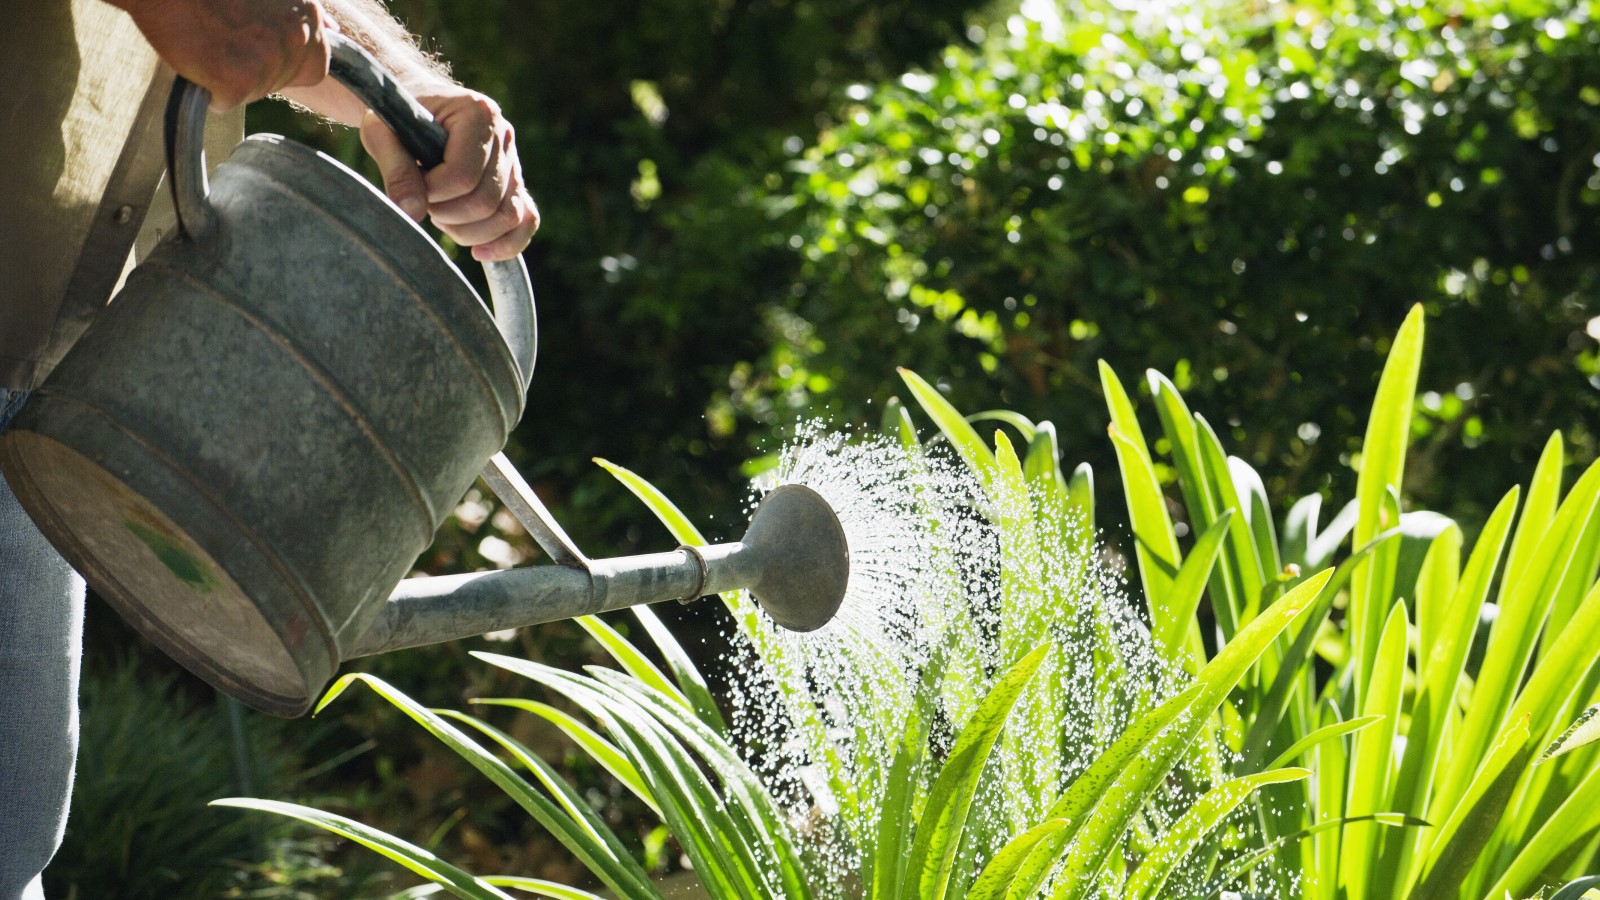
[348,482,850,659]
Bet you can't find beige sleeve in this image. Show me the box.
[0,0,167,389]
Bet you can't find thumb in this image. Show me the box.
[360,111,428,221]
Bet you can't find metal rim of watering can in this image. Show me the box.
[162,36,538,395]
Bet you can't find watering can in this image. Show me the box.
[0,37,848,717]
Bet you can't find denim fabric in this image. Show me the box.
[0,390,26,433]
[0,389,85,900]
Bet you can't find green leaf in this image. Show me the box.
[1340,601,1409,900]
[1501,433,1565,602]
[1389,489,1519,890]
[1282,493,1322,573]
[472,698,659,817]
[1211,814,1428,891]
[1550,876,1600,900]
[1540,701,1600,764]
[1101,361,1153,463]
[868,700,930,900]
[628,604,730,735]
[1437,457,1600,815]
[313,674,657,899]
[1004,682,1207,900]
[481,876,611,900]
[899,367,999,487]
[585,669,818,900]
[1067,462,1095,535]
[1108,422,1182,641]
[1350,303,1424,699]
[1146,372,1215,567]
[1413,717,1534,900]
[1413,525,1464,701]
[1262,715,1384,772]
[965,819,1068,900]
[1194,414,1263,635]
[1125,768,1311,900]
[575,615,697,719]
[212,798,516,900]
[1304,499,1360,572]
[1483,763,1600,899]
[908,644,1049,900]
[1014,573,1331,900]
[434,710,642,858]
[1230,455,1283,583]
[593,458,707,545]
[480,654,816,900]
[1159,511,1231,668]
[967,409,1036,442]
[1024,422,1090,552]
[1238,532,1395,770]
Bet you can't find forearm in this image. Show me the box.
[280,0,453,125]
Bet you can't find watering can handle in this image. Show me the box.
[164,35,537,393]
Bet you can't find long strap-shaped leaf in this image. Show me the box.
[966,819,1069,900]
[211,798,517,900]
[1072,570,1333,900]
[1435,458,1600,818]
[1483,761,1600,899]
[899,367,999,490]
[476,655,798,900]
[313,674,659,899]
[575,615,699,721]
[586,669,818,900]
[868,698,931,900]
[1009,571,1332,900]
[482,876,610,899]
[1262,716,1383,773]
[1101,363,1181,634]
[563,675,765,900]
[1205,813,1427,896]
[589,459,729,735]
[1413,716,1534,900]
[1159,512,1231,671]
[907,644,1050,900]
[434,710,650,858]
[1340,601,1408,900]
[1550,876,1600,900]
[1124,768,1311,900]
[1388,488,1520,892]
[1238,530,1397,771]
[1348,304,1424,705]
[1003,683,1206,899]
[474,698,660,817]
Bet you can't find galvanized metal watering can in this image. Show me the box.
[0,37,848,717]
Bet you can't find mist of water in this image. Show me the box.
[713,426,1245,896]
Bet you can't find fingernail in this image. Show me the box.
[399,197,427,221]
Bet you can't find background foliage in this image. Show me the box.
[290,0,1600,544]
[58,0,1600,894]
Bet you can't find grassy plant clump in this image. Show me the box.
[46,659,356,899]
[224,305,1600,897]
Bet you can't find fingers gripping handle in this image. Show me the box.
[165,36,537,393]
[327,35,537,393]
[327,36,447,167]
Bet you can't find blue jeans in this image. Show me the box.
[0,390,84,900]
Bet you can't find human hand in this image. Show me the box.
[359,87,540,261]
[110,0,334,110]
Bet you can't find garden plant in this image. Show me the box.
[222,306,1600,897]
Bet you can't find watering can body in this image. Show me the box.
[0,44,534,716]
[0,40,849,718]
